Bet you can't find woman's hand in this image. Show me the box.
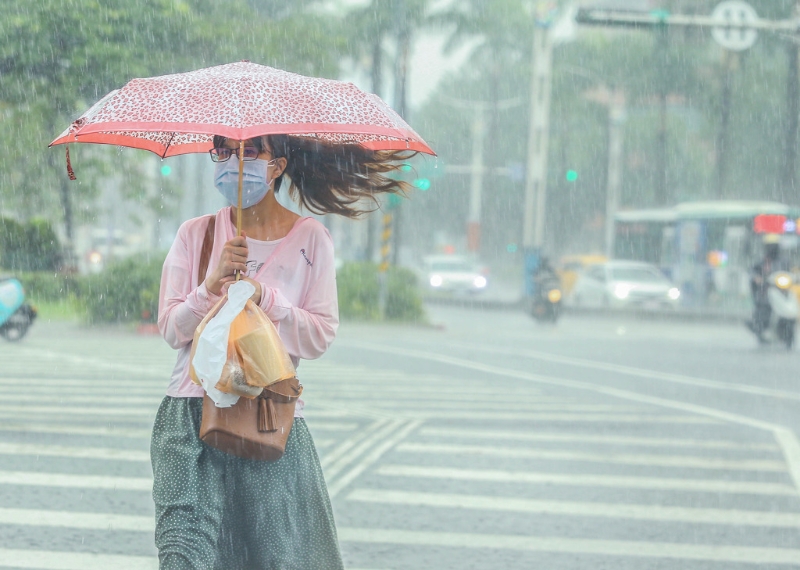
[222,276,263,305]
[205,236,248,295]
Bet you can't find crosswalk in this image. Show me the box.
[0,327,799,569]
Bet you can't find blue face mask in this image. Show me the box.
[214,158,274,208]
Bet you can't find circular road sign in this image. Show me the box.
[711,1,758,51]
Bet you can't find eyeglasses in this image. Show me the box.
[209,146,260,162]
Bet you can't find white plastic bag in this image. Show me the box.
[191,280,255,407]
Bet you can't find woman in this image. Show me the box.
[152,134,411,569]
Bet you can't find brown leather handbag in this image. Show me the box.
[195,215,302,461]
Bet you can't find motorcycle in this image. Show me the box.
[530,273,562,323]
[747,271,798,350]
[0,277,37,342]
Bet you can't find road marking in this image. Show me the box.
[419,427,780,451]
[336,527,800,564]
[347,488,800,528]
[0,379,164,389]
[396,443,787,471]
[0,423,154,438]
[361,411,718,423]
[376,464,798,496]
[0,507,153,531]
[0,548,157,570]
[346,341,800,494]
[320,419,392,469]
[13,347,169,378]
[0,394,164,405]
[322,400,648,412]
[445,341,800,403]
[324,421,403,481]
[327,421,422,498]
[0,470,152,491]
[0,442,149,462]
[0,404,155,416]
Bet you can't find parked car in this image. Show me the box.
[421,255,488,294]
[569,260,680,309]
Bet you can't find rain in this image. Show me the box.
[2,1,800,569]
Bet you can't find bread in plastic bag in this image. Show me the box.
[190,280,296,406]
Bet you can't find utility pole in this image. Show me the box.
[391,0,410,267]
[467,107,486,253]
[606,88,626,258]
[715,51,736,198]
[783,1,800,194]
[523,12,554,298]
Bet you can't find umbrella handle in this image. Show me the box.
[236,140,244,282]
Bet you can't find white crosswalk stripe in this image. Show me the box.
[2,330,799,569]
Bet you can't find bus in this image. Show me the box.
[614,201,800,306]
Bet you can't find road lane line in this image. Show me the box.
[396,443,787,471]
[336,527,800,564]
[320,419,391,469]
[346,341,800,495]
[359,411,718,423]
[419,427,780,451]
[0,442,149,462]
[0,404,155,416]
[327,421,422,498]
[324,421,403,481]
[0,423,154,438]
[375,464,799,496]
[13,347,169,378]
[320,400,648,412]
[0,394,164,405]
[0,507,153,531]
[445,341,800,403]
[347,489,800,528]
[0,470,152,491]
[0,548,157,570]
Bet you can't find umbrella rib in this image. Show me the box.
[161,131,177,159]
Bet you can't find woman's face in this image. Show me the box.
[223,138,285,180]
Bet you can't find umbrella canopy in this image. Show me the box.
[50,61,435,157]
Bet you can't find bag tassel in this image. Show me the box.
[258,395,277,433]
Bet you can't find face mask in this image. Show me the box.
[214,158,274,208]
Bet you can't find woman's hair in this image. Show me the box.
[212,134,417,218]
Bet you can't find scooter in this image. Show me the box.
[0,277,37,342]
[530,274,562,323]
[747,272,798,350]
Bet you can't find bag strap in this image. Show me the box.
[197,215,216,285]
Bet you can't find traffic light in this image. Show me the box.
[413,178,431,191]
[160,164,172,176]
[566,169,578,182]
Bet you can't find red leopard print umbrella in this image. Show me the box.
[50,61,435,159]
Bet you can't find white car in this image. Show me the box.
[570,260,680,309]
[422,255,488,294]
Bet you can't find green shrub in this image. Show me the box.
[78,253,165,323]
[16,271,79,302]
[337,261,425,322]
[0,217,63,271]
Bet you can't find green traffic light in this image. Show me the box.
[400,163,412,172]
[413,178,431,191]
[161,164,172,176]
[566,170,578,182]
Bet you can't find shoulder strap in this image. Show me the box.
[197,215,216,285]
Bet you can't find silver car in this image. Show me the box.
[569,260,680,309]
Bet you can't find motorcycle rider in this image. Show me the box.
[748,235,783,342]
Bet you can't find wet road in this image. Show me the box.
[0,306,799,569]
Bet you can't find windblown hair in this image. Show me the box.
[212,134,417,218]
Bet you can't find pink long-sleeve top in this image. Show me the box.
[158,207,339,417]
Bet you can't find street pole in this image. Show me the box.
[783,1,800,194]
[715,50,735,198]
[391,0,410,267]
[467,107,486,253]
[523,21,554,298]
[605,88,626,258]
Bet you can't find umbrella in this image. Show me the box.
[50,61,435,158]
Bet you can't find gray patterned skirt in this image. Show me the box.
[150,396,344,570]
